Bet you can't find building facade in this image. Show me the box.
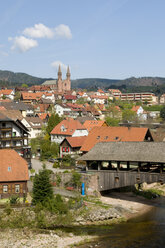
[0,113,31,166]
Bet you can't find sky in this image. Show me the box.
[0,0,165,80]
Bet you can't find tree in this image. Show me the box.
[105,116,119,126]
[21,83,28,88]
[14,91,21,101]
[32,166,53,205]
[46,113,62,135]
[160,106,165,120]
[122,109,137,123]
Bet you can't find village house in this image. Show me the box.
[54,103,71,117]
[108,89,122,100]
[29,85,51,92]
[42,92,55,103]
[0,89,15,100]
[21,92,43,104]
[90,95,108,105]
[131,106,147,121]
[59,136,87,158]
[0,112,31,165]
[21,116,43,139]
[80,126,154,153]
[36,113,50,124]
[83,120,107,132]
[50,118,88,144]
[0,149,29,199]
[0,101,34,117]
[63,94,77,103]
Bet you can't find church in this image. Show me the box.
[42,65,71,92]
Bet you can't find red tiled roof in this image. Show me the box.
[0,89,13,95]
[0,149,29,182]
[83,120,106,132]
[21,92,43,100]
[39,103,50,112]
[51,119,86,136]
[132,106,141,112]
[38,113,49,120]
[64,136,87,148]
[64,95,77,100]
[80,126,151,152]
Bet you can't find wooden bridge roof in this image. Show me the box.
[79,142,165,163]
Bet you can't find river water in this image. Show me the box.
[77,199,165,248]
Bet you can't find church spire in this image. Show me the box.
[66,66,70,79]
[58,64,62,80]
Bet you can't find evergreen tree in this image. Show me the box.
[32,166,53,205]
[160,106,165,120]
[46,113,61,135]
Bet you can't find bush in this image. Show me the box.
[62,155,75,167]
[72,171,81,189]
[9,195,19,205]
[43,194,68,214]
[53,162,60,168]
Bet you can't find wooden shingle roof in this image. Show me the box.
[79,141,165,163]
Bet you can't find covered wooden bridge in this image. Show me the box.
[79,142,165,191]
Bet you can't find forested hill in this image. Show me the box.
[71,78,120,89]
[0,70,53,86]
[1,69,165,94]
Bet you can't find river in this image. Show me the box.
[77,198,165,248]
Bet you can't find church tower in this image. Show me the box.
[58,64,62,80]
[66,66,70,80]
[57,65,63,92]
[57,65,71,92]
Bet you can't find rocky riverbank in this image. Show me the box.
[0,183,164,248]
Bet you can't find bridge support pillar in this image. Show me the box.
[86,161,90,171]
[138,162,141,172]
[127,161,130,170]
[98,161,101,171]
[117,161,120,171]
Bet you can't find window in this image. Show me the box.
[8,166,11,172]
[15,184,20,193]
[62,147,69,152]
[97,136,100,140]
[2,123,6,127]
[3,185,8,193]
[12,132,16,137]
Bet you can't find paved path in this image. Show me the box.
[30,159,71,175]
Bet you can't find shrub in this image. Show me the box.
[53,162,60,168]
[72,171,81,189]
[9,195,19,205]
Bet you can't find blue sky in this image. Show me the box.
[0,0,165,80]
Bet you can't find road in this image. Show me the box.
[30,158,69,174]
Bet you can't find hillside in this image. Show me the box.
[0,70,165,95]
[0,70,53,86]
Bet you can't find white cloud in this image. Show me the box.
[51,61,67,70]
[9,36,38,52]
[54,24,72,40]
[23,23,54,39]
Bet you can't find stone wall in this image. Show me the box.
[28,172,99,197]
[51,172,99,196]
